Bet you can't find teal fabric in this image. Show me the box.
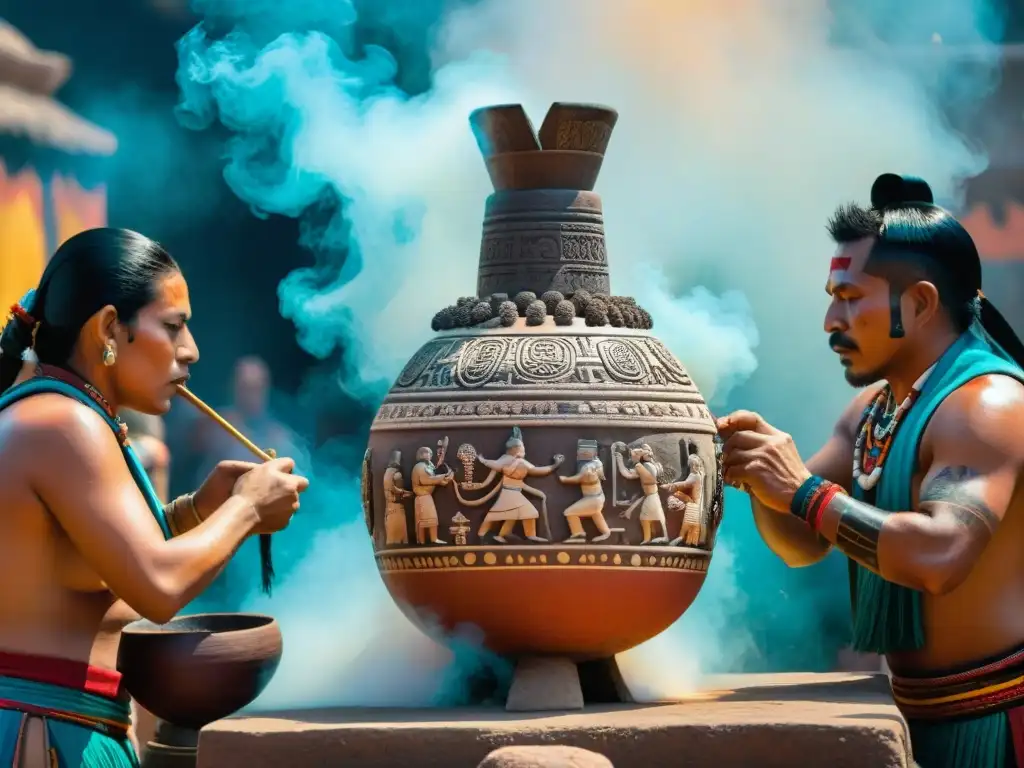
[850,328,1024,653]
[909,713,1015,768]
[0,376,172,540]
[0,676,137,766]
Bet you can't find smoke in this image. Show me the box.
[175,0,1004,708]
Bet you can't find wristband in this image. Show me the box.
[790,475,845,532]
[186,492,203,525]
[809,483,844,532]
[790,475,825,523]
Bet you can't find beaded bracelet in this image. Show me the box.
[790,475,845,532]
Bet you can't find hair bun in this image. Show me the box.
[870,173,934,209]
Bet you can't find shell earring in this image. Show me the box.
[102,344,116,367]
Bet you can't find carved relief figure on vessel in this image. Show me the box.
[454,427,564,544]
[559,439,612,544]
[411,446,453,545]
[612,441,669,544]
[662,450,707,547]
[383,450,414,546]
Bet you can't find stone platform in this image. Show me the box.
[197,673,910,768]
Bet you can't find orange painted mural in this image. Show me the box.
[0,161,47,313]
[53,173,108,248]
[0,162,108,316]
[962,203,1024,262]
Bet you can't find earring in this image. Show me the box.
[102,344,116,367]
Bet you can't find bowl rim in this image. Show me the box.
[121,612,280,639]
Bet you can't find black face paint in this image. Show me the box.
[889,285,905,338]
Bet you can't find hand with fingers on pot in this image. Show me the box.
[715,410,813,514]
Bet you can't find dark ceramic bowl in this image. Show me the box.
[486,150,604,191]
[117,613,282,730]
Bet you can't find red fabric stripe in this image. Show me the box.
[830,256,851,271]
[0,650,123,699]
[1009,706,1024,767]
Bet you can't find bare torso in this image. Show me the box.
[0,398,136,672]
[890,468,1024,674]
[498,455,531,483]
[829,381,1024,674]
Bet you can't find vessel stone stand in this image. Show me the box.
[194,103,914,767]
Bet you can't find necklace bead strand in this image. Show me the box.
[852,366,935,491]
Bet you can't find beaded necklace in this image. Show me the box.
[36,364,130,446]
[852,364,934,491]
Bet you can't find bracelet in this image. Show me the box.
[790,475,825,524]
[165,503,181,537]
[186,492,203,526]
[168,492,204,531]
[809,482,844,532]
[790,475,846,532]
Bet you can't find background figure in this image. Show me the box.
[191,356,295,484]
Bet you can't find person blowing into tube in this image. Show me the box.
[0,228,308,767]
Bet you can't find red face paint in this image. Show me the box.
[830,256,851,272]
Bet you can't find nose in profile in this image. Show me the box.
[179,327,200,365]
[824,302,847,335]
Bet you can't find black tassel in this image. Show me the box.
[259,533,274,595]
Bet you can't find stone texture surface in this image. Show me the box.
[198,673,910,768]
[506,657,584,712]
[478,745,613,767]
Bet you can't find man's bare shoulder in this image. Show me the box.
[928,374,1024,461]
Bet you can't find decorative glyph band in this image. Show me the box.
[371,399,716,432]
[376,545,711,573]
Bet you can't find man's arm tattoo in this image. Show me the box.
[919,465,1000,537]
[830,495,887,571]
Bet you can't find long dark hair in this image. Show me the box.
[0,228,180,394]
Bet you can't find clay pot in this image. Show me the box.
[361,102,724,667]
[117,613,282,730]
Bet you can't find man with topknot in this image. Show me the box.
[719,173,1024,767]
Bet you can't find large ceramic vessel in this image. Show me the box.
[363,102,723,665]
